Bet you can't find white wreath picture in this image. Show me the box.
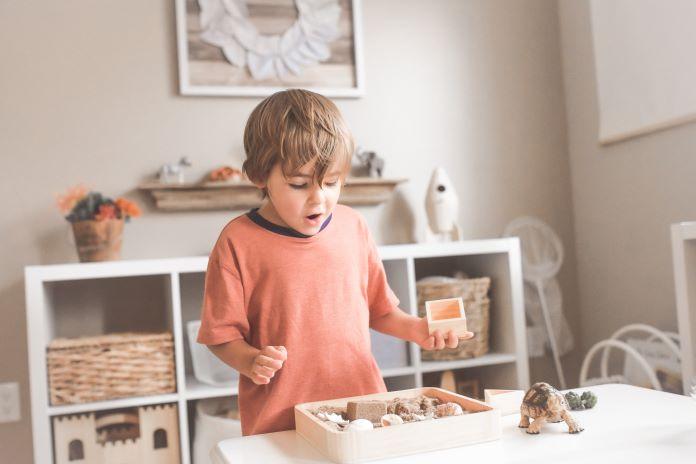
[175,0,364,97]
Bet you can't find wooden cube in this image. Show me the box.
[346,400,388,423]
[425,297,473,339]
[484,389,524,416]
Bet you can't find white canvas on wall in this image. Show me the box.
[590,0,696,144]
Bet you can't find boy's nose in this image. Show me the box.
[308,185,325,204]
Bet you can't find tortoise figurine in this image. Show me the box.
[519,382,584,434]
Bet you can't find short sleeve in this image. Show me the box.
[197,251,250,346]
[363,218,400,322]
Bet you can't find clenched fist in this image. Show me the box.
[249,345,287,385]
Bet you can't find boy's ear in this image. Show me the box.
[251,178,267,189]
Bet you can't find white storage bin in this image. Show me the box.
[187,320,239,386]
[193,397,242,464]
[370,329,409,369]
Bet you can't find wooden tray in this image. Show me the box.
[294,387,501,464]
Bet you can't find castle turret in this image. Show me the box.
[138,404,180,463]
[53,413,99,464]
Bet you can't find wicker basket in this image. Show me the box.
[417,276,491,361]
[47,332,175,405]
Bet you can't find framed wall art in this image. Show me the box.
[175,0,364,97]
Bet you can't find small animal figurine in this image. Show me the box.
[158,156,192,184]
[354,149,385,178]
[519,382,584,434]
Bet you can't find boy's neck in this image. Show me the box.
[257,201,292,229]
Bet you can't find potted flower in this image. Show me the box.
[56,185,142,262]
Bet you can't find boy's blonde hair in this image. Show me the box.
[242,89,354,191]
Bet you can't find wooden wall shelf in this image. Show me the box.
[138,178,408,211]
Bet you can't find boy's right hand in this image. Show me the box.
[249,345,287,385]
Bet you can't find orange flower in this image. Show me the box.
[56,185,88,214]
[115,197,142,218]
[94,204,117,221]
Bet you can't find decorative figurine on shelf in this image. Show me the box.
[208,166,244,182]
[158,156,192,184]
[424,167,462,243]
[354,148,384,178]
[519,382,584,434]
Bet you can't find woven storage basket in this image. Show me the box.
[417,276,491,361]
[47,332,175,405]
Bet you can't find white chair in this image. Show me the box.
[579,324,681,391]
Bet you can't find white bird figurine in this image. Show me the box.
[424,167,462,242]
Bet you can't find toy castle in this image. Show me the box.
[52,403,180,464]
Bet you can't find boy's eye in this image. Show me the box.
[289,183,307,189]
[325,181,338,187]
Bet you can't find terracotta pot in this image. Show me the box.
[71,219,124,262]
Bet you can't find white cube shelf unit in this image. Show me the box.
[25,238,528,464]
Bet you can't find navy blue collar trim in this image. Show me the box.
[246,208,332,238]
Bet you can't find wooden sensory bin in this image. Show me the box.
[25,239,528,464]
[295,387,501,464]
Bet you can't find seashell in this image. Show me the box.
[346,419,374,431]
[380,414,404,427]
[394,401,421,416]
[436,402,464,417]
[323,421,341,431]
[420,396,440,410]
[327,413,349,425]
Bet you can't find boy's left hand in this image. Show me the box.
[416,317,460,350]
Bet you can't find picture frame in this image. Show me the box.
[175,0,365,97]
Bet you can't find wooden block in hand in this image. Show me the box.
[425,297,473,340]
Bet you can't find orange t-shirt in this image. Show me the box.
[197,204,400,435]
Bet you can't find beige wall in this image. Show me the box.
[558,1,696,366]
[0,1,576,461]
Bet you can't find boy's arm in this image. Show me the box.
[370,309,459,350]
[207,339,287,385]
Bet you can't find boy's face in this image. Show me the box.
[255,159,343,236]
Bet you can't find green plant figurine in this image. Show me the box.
[564,392,584,410]
[581,391,597,409]
[564,390,598,410]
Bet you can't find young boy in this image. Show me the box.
[197,89,461,436]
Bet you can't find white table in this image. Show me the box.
[211,384,696,464]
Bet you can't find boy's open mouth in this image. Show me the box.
[307,213,321,220]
